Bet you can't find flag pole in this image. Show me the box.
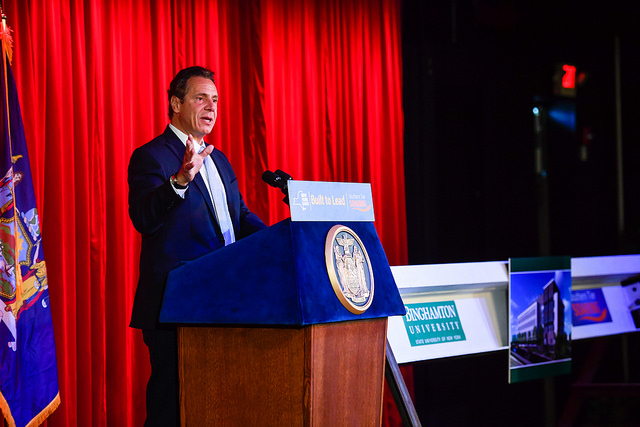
[0,6,19,427]
[0,4,23,324]
[0,5,13,214]
[1,3,11,148]
[0,4,13,202]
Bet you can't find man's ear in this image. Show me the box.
[171,96,182,115]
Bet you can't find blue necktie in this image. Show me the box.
[199,145,236,246]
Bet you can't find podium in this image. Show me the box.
[159,183,405,426]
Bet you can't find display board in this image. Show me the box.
[388,254,640,367]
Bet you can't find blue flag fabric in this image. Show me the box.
[0,54,60,426]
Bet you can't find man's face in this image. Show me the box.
[171,76,218,141]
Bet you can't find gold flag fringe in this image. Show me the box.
[25,393,60,427]
[0,390,17,427]
[1,392,60,427]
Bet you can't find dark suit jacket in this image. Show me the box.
[128,125,266,329]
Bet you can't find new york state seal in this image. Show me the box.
[325,225,374,314]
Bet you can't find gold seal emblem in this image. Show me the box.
[325,225,374,314]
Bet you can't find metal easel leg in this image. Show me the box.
[385,340,422,427]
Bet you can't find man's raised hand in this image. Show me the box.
[175,134,214,185]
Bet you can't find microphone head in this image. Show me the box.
[262,170,284,188]
[275,169,292,181]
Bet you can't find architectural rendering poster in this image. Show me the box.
[509,257,572,383]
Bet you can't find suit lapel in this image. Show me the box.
[161,127,217,220]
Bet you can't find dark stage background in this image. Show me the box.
[401,1,640,425]
[403,1,640,264]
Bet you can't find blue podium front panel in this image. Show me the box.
[159,219,405,326]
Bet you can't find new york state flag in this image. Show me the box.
[0,25,60,427]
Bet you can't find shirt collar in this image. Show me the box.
[168,123,214,151]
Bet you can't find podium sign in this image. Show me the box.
[288,180,375,222]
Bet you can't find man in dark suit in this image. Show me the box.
[127,66,266,426]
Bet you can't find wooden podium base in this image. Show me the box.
[178,317,387,426]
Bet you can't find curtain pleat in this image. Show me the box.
[7,1,406,425]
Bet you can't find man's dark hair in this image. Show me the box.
[167,66,216,118]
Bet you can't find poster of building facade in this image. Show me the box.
[509,257,572,383]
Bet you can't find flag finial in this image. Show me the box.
[0,7,13,64]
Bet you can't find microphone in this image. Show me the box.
[262,170,285,189]
[275,169,292,182]
[262,169,293,205]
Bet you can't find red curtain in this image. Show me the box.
[7,0,407,425]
